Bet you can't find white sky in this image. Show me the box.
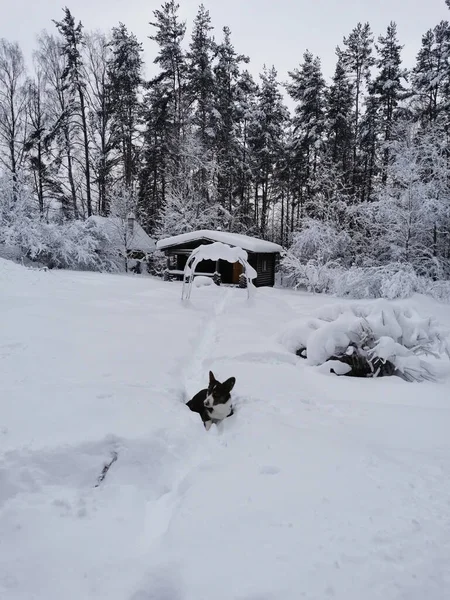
[2,0,449,83]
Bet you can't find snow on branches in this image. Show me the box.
[278,301,450,382]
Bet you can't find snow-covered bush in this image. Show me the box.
[281,219,352,292]
[427,280,450,303]
[278,301,450,382]
[35,220,116,271]
[147,249,167,276]
[333,263,423,300]
[289,219,352,263]
[0,175,118,271]
[281,255,343,293]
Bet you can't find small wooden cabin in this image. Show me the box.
[156,230,283,287]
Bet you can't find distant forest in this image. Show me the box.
[1,1,450,293]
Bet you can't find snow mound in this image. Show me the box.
[194,275,213,287]
[0,256,45,286]
[278,301,450,382]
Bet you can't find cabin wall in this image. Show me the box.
[253,253,275,287]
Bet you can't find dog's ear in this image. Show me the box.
[209,371,216,386]
[223,377,236,393]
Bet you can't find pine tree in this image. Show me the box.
[372,22,408,180]
[186,4,216,203]
[138,80,171,230]
[149,1,187,144]
[248,66,288,235]
[34,32,79,218]
[107,23,143,191]
[213,26,249,216]
[326,55,353,183]
[139,1,188,228]
[53,8,93,217]
[339,22,375,199]
[412,22,450,124]
[287,51,326,217]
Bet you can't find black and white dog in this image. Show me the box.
[186,371,236,430]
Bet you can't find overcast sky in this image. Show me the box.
[2,0,449,82]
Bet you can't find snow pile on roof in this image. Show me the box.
[186,242,257,280]
[278,300,450,381]
[157,229,283,253]
[88,216,155,253]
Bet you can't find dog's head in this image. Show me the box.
[204,371,236,409]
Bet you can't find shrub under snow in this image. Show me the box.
[333,263,423,300]
[281,257,450,304]
[278,301,450,382]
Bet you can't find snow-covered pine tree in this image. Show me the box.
[372,22,408,180]
[248,66,288,235]
[34,32,80,218]
[149,1,187,147]
[107,24,143,192]
[138,80,170,230]
[139,1,188,230]
[186,4,216,204]
[286,51,326,220]
[234,69,259,228]
[53,8,93,217]
[338,22,375,201]
[213,26,249,218]
[412,22,450,125]
[326,54,353,187]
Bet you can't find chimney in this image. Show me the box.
[127,212,135,237]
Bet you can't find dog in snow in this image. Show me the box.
[186,371,236,430]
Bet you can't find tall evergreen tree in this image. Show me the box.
[373,22,408,180]
[186,4,216,203]
[339,22,375,198]
[108,24,143,192]
[138,80,171,230]
[149,1,187,145]
[287,51,326,217]
[412,22,450,124]
[234,69,258,225]
[140,0,188,228]
[248,66,288,234]
[53,8,93,216]
[35,32,79,217]
[213,26,249,216]
[326,54,353,183]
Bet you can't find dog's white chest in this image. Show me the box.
[208,401,232,421]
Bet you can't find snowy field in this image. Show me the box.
[1,258,450,600]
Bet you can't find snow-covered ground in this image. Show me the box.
[1,258,450,600]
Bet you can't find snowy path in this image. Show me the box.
[1,260,450,600]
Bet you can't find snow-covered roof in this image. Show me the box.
[156,230,283,253]
[89,216,156,253]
